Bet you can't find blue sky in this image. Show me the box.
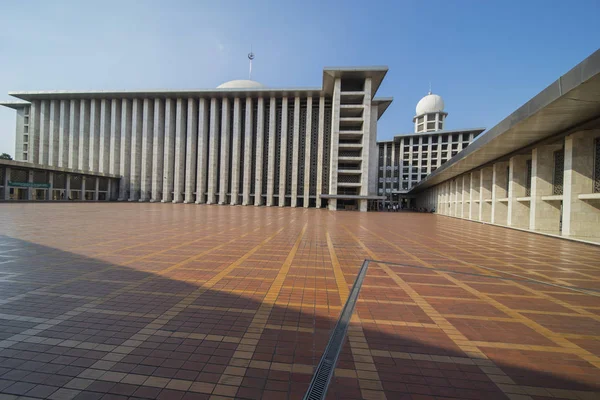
[1,0,599,155]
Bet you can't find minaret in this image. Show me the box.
[413,88,447,133]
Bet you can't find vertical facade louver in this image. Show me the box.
[4,67,392,210]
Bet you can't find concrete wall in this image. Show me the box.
[417,128,600,242]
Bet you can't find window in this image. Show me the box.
[553,149,564,195]
[23,135,28,142]
[418,116,424,124]
[427,122,435,130]
[526,159,532,197]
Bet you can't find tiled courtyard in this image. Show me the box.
[0,204,599,400]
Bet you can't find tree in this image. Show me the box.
[0,153,12,160]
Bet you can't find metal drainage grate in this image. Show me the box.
[303,259,371,400]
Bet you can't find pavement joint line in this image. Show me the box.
[366,258,600,297]
[324,232,387,400]
[365,227,600,371]
[218,223,307,394]
[0,219,283,350]
[60,221,292,393]
[401,223,600,286]
[0,221,262,308]
[344,227,533,400]
[432,221,600,268]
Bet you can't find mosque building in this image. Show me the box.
[2,49,599,243]
[376,91,484,207]
[1,66,392,211]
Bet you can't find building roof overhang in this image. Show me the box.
[0,160,121,179]
[410,48,600,193]
[0,101,30,110]
[5,87,326,101]
[322,66,389,96]
[377,127,487,144]
[373,97,393,119]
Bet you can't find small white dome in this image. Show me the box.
[416,93,445,116]
[216,80,265,89]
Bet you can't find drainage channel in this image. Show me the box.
[302,259,371,400]
[303,257,600,399]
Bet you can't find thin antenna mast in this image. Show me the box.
[428,81,432,95]
[248,47,255,80]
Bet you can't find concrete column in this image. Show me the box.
[39,100,50,165]
[3,168,10,200]
[266,97,276,206]
[562,131,600,237]
[118,99,132,200]
[291,97,300,207]
[383,144,388,196]
[128,99,143,201]
[491,161,509,225]
[89,99,101,171]
[316,97,325,208]
[242,97,254,206]
[460,175,466,218]
[328,79,341,210]
[27,170,33,200]
[390,141,396,195]
[29,102,40,164]
[206,98,220,205]
[230,98,242,205]
[162,99,177,202]
[47,100,59,166]
[471,171,480,221]
[58,100,70,168]
[151,99,165,202]
[108,100,121,176]
[184,98,198,204]
[81,177,86,201]
[65,173,70,200]
[78,100,90,172]
[480,167,492,222]
[278,97,288,207]
[468,172,474,220]
[195,98,209,204]
[530,144,562,233]
[172,98,187,203]
[68,100,80,170]
[95,177,100,201]
[508,155,530,228]
[140,98,154,201]
[218,98,231,205]
[303,97,313,207]
[99,99,111,173]
[254,97,265,206]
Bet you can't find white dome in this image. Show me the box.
[216,79,265,89]
[416,93,445,116]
